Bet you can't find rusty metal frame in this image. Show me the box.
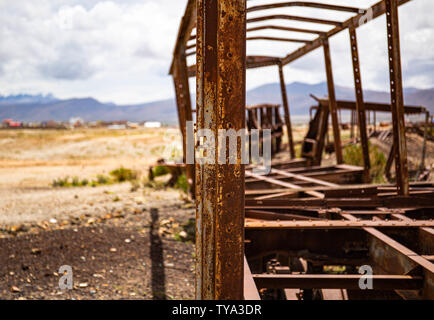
[170,0,432,301]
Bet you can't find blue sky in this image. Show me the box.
[0,0,433,105]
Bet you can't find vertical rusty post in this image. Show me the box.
[173,53,195,195]
[322,38,343,164]
[196,0,246,300]
[386,0,409,195]
[278,62,295,159]
[349,27,371,183]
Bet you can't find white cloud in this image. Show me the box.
[0,0,433,104]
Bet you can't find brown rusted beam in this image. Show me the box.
[169,0,196,74]
[278,63,295,159]
[247,36,312,44]
[247,25,325,35]
[245,195,434,209]
[386,0,409,196]
[247,2,365,14]
[187,55,281,77]
[252,274,422,290]
[190,24,325,41]
[281,0,413,66]
[342,212,434,298]
[245,219,434,230]
[349,27,371,183]
[323,38,343,164]
[172,54,195,196]
[247,14,343,26]
[245,170,324,198]
[195,0,246,300]
[317,99,426,114]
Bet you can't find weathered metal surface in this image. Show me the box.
[252,274,422,290]
[322,38,343,164]
[317,98,426,114]
[246,25,324,35]
[247,14,342,26]
[195,0,246,300]
[386,0,409,195]
[170,0,432,301]
[281,0,413,65]
[278,63,295,159]
[173,54,195,194]
[245,219,434,230]
[349,26,371,182]
[247,36,312,44]
[247,2,364,14]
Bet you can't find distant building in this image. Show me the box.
[107,124,126,130]
[69,117,84,128]
[2,119,22,128]
[144,121,161,128]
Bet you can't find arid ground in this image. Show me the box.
[0,126,432,300]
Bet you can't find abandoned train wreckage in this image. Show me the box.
[166,0,434,300]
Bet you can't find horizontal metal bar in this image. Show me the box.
[247,14,343,26]
[247,25,325,35]
[281,0,413,65]
[253,274,422,290]
[245,219,434,229]
[247,2,365,14]
[317,98,426,114]
[247,36,312,44]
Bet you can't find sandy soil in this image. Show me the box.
[0,126,431,300]
[0,128,196,300]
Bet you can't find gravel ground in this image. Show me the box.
[0,191,196,300]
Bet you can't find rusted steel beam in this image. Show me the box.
[281,0,413,66]
[386,0,409,196]
[169,0,196,74]
[342,212,434,298]
[252,274,422,290]
[244,257,261,300]
[245,170,324,198]
[190,24,324,41]
[173,54,194,194]
[349,27,371,183]
[247,36,312,44]
[187,55,281,77]
[196,0,246,300]
[322,38,343,164]
[245,195,434,209]
[247,14,342,26]
[271,168,338,188]
[278,63,295,159]
[317,99,426,114]
[247,2,365,14]
[245,219,434,230]
[247,25,325,35]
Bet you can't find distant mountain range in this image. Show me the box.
[1,82,433,124]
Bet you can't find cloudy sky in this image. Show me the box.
[0,0,433,105]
